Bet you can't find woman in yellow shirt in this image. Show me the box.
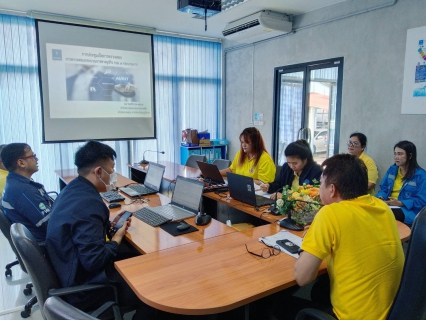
[219,127,275,185]
[347,132,378,195]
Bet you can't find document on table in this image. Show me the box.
[259,230,302,259]
[255,190,273,199]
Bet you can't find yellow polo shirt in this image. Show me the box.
[229,150,276,183]
[0,169,8,195]
[359,152,379,195]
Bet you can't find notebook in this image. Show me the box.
[196,161,226,184]
[226,172,274,209]
[119,162,165,197]
[140,176,205,221]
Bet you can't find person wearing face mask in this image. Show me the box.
[46,140,157,319]
[347,132,378,195]
[376,140,426,226]
[1,143,53,241]
[260,140,322,199]
[219,127,275,185]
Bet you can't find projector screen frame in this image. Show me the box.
[35,19,157,143]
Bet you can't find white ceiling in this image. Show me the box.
[0,0,346,39]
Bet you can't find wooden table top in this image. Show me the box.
[115,223,326,315]
[129,161,200,183]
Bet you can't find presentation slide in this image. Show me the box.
[46,44,152,119]
[37,21,156,142]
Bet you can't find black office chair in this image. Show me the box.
[44,296,122,320]
[0,208,37,318]
[275,164,282,181]
[295,207,426,320]
[212,159,231,170]
[185,154,207,169]
[10,223,123,320]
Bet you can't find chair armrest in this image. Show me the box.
[49,283,119,302]
[295,308,336,320]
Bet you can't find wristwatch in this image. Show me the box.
[297,248,304,256]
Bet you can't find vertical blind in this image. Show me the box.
[0,15,221,191]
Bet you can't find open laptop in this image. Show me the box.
[226,172,274,209]
[196,161,228,192]
[119,162,165,197]
[139,175,205,221]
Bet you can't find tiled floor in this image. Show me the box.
[0,235,42,320]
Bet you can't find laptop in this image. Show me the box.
[226,172,274,209]
[196,160,228,187]
[141,176,205,221]
[119,162,165,197]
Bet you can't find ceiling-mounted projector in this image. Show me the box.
[177,0,221,17]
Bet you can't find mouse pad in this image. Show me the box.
[160,221,199,236]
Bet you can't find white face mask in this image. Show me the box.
[100,167,117,191]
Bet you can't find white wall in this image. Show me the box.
[224,0,426,185]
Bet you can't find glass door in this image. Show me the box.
[273,58,343,165]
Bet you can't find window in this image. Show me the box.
[272,58,343,165]
[0,15,222,191]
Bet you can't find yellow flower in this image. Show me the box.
[291,192,300,199]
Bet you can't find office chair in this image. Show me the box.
[44,296,124,320]
[275,164,282,181]
[10,223,123,320]
[295,207,426,320]
[0,208,37,318]
[212,159,231,170]
[185,154,207,169]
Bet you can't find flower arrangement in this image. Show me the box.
[275,183,322,226]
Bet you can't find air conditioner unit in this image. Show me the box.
[222,10,292,43]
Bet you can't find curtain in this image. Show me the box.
[0,15,221,191]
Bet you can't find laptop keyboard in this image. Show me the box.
[100,191,125,203]
[256,196,274,207]
[129,184,154,194]
[133,207,171,227]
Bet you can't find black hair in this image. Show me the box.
[75,140,117,175]
[394,140,422,181]
[321,154,368,200]
[1,143,30,172]
[349,132,367,148]
[284,139,314,164]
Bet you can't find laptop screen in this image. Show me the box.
[171,176,204,212]
[144,162,165,191]
[196,161,225,184]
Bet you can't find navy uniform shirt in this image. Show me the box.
[46,176,118,297]
[1,172,52,241]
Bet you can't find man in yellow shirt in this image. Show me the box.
[294,154,404,319]
[0,144,8,195]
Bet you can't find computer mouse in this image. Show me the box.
[176,222,191,231]
[108,203,122,209]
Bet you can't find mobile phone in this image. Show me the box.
[112,211,132,233]
[276,239,300,254]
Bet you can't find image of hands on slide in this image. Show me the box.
[65,65,139,101]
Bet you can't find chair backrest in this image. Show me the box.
[387,207,426,320]
[212,159,231,170]
[275,164,282,181]
[44,296,97,320]
[10,223,61,313]
[0,207,27,273]
[185,155,207,169]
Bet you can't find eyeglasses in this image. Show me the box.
[245,241,281,259]
[346,141,360,148]
[17,153,37,162]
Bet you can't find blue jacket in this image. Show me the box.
[376,165,426,225]
[267,162,322,194]
[1,172,52,241]
[46,176,118,304]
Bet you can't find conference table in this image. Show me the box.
[54,169,236,255]
[55,165,411,317]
